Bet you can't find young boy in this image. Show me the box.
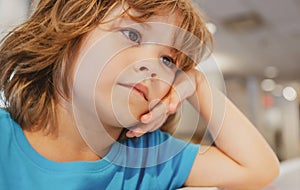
[0,0,279,189]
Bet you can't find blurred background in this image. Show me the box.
[192,0,300,162]
[0,0,299,189]
[194,0,300,160]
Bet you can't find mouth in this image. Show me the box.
[118,82,149,101]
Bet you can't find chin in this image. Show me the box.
[111,111,140,128]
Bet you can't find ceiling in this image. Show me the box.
[0,0,299,81]
[193,0,300,81]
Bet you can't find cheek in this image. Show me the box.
[95,75,150,128]
[108,85,150,127]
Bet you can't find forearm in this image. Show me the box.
[187,71,279,185]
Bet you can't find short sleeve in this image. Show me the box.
[106,130,200,189]
[154,131,200,188]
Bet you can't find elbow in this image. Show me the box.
[269,160,280,182]
[263,154,280,185]
[234,158,280,190]
[219,161,280,190]
[257,163,280,188]
[267,163,280,185]
[252,149,280,188]
[249,158,280,189]
[227,164,280,190]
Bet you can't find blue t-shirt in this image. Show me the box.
[0,109,199,190]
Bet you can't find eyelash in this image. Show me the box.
[120,28,176,69]
[120,28,141,44]
[160,56,176,69]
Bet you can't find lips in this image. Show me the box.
[118,82,149,101]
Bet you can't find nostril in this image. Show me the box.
[139,66,149,71]
[151,73,157,78]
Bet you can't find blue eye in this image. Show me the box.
[160,56,176,69]
[121,28,141,44]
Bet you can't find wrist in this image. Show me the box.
[186,69,209,114]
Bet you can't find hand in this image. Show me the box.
[126,69,199,138]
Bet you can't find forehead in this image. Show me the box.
[102,6,184,47]
[103,3,183,25]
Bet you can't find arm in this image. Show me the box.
[182,69,279,189]
[127,68,279,189]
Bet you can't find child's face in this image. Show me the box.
[72,7,182,129]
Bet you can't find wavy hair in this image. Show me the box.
[0,0,213,133]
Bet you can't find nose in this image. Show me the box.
[136,65,157,78]
[133,45,165,78]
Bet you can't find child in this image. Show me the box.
[0,0,279,189]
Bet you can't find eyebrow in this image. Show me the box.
[109,15,152,31]
[109,15,178,48]
[124,18,151,30]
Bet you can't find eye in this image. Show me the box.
[120,28,141,44]
[160,56,176,69]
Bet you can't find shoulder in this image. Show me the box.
[0,108,9,117]
[0,109,14,130]
[111,129,199,169]
[0,109,17,141]
[122,130,198,150]
[106,130,200,189]
[135,130,200,188]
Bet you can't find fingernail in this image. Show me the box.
[126,132,132,138]
[142,114,150,122]
[169,103,176,110]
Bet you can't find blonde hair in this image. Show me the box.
[0,0,213,133]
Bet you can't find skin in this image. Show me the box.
[24,8,179,161]
[24,6,280,189]
[161,69,280,189]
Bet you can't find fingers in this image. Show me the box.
[126,94,182,138]
[168,87,181,113]
[140,87,181,124]
[142,99,169,122]
[125,130,138,138]
[173,71,196,99]
[126,100,170,138]
[126,113,168,138]
[125,69,199,138]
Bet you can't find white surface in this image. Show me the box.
[264,157,300,190]
[179,188,218,190]
[180,158,300,190]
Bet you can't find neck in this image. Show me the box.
[24,103,123,162]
